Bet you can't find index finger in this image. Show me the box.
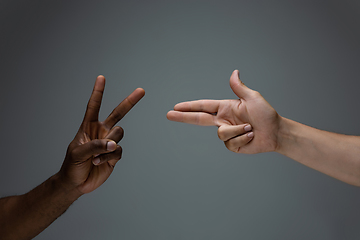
[83,75,106,123]
[103,88,145,129]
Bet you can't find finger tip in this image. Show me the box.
[229,72,243,90]
[95,75,106,87]
[244,124,252,132]
[127,88,145,104]
[173,103,183,111]
[107,141,117,151]
[93,157,101,165]
[97,75,105,82]
[247,132,254,138]
[133,88,145,100]
[136,87,145,95]
[166,110,174,120]
[230,70,239,79]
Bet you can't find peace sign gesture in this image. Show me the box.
[59,75,145,194]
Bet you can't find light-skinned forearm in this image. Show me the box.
[0,173,82,240]
[276,117,360,186]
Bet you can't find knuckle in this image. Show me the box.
[98,155,107,163]
[112,109,124,120]
[225,139,241,153]
[217,128,226,140]
[69,145,85,160]
[237,136,247,147]
[92,139,104,149]
[100,154,111,162]
[236,147,242,153]
[251,90,262,98]
[225,145,237,153]
[225,140,235,151]
[199,101,204,111]
[87,99,100,111]
[114,126,124,137]
[227,139,235,148]
[106,145,122,161]
[107,147,122,161]
[69,147,80,159]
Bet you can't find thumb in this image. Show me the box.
[72,139,117,162]
[229,70,253,100]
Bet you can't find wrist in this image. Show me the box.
[275,116,294,155]
[52,173,83,201]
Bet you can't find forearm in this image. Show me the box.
[276,117,360,186]
[0,173,82,240]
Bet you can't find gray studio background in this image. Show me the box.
[1,0,360,239]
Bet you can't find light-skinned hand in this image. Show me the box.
[167,70,280,154]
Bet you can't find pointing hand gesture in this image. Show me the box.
[167,70,280,154]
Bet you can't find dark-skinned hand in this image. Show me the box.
[58,75,145,194]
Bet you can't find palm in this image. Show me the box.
[218,96,280,154]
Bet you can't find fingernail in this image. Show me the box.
[93,157,101,165]
[244,124,252,132]
[107,141,116,151]
[247,132,254,138]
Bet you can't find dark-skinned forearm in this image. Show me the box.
[0,173,82,240]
